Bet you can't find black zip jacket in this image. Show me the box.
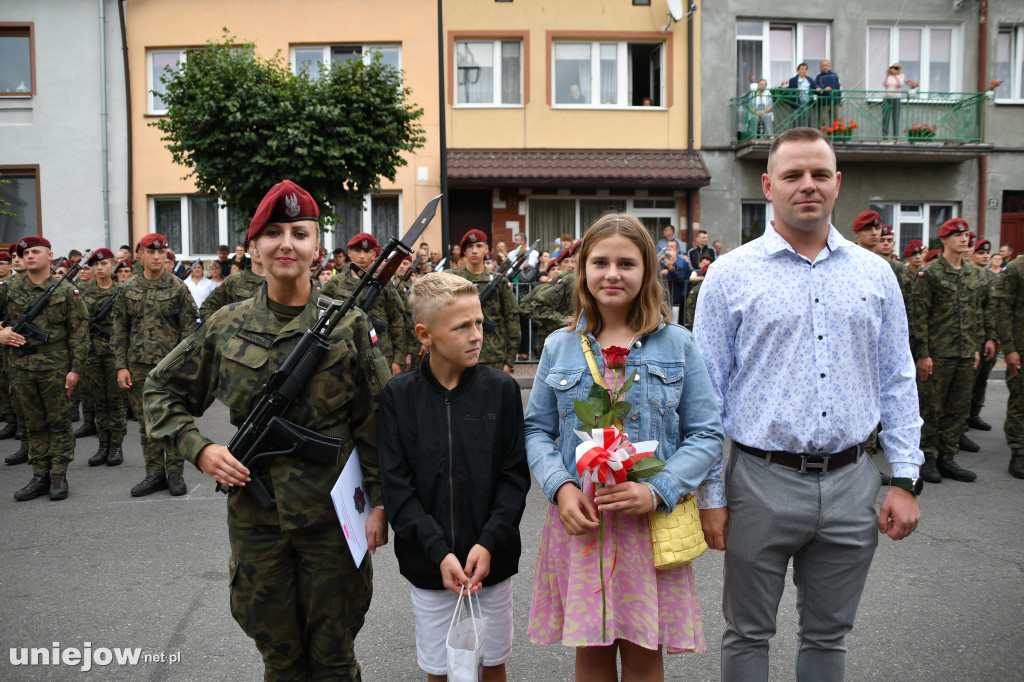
[378,357,531,590]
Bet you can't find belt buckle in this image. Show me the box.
[799,454,830,474]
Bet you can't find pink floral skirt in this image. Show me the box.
[528,502,706,653]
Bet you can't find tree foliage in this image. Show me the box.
[152,32,426,234]
[0,174,14,219]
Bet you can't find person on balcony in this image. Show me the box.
[882,63,906,139]
[748,78,774,138]
[786,63,815,128]
[814,59,843,129]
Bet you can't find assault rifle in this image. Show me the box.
[9,260,84,357]
[478,240,539,332]
[87,287,122,341]
[216,193,442,508]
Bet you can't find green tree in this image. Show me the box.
[152,33,425,234]
[0,174,14,219]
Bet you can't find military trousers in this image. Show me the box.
[971,351,997,418]
[128,363,182,477]
[83,353,125,443]
[0,356,16,424]
[917,357,975,456]
[10,366,74,474]
[228,520,373,681]
[1006,373,1024,455]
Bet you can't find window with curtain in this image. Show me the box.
[869,201,957,253]
[529,199,576,253]
[0,25,32,95]
[154,198,183,254]
[0,168,39,242]
[456,40,522,105]
[867,25,961,94]
[995,26,1023,101]
[734,21,830,93]
[554,40,665,107]
[741,202,773,244]
[579,199,628,232]
[293,44,402,80]
[189,196,220,255]
[333,199,364,249]
[555,43,591,103]
[148,49,184,114]
[371,195,400,243]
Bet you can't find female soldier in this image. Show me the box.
[144,180,391,680]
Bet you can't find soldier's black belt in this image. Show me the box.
[737,442,862,474]
[17,341,65,356]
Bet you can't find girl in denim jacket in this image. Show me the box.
[524,213,726,679]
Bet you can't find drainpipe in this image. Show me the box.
[99,0,110,247]
[118,0,133,239]
[686,4,696,248]
[977,0,988,237]
[437,0,450,256]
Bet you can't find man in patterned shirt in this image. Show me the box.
[694,127,922,681]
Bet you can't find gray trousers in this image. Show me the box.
[721,444,881,682]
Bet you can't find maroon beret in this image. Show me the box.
[166,249,176,262]
[14,235,51,257]
[0,251,10,262]
[484,250,493,261]
[852,211,881,232]
[58,260,72,270]
[938,218,969,237]
[139,233,169,249]
[974,239,991,252]
[246,180,320,243]
[86,248,115,265]
[880,224,894,237]
[460,229,488,251]
[113,259,132,272]
[903,240,925,259]
[924,248,942,263]
[346,232,378,251]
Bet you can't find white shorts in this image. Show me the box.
[409,579,515,676]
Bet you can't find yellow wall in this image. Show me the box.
[126,0,442,252]
[444,0,700,151]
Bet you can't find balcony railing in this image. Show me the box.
[730,88,986,144]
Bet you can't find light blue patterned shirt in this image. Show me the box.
[693,223,923,479]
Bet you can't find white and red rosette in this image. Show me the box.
[574,426,659,486]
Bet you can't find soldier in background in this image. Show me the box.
[112,233,199,497]
[995,255,1024,478]
[113,259,133,283]
[198,242,265,321]
[391,254,420,370]
[967,239,998,436]
[3,251,32,465]
[0,251,17,442]
[452,229,520,373]
[0,236,89,501]
[519,245,576,354]
[79,248,126,467]
[684,260,712,332]
[852,210,883,252]
[904,240,926,276]
[877,225,914,326]
[911,218,995,483]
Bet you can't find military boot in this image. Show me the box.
[49,473,68,501]
[167,474,187,496]
[88,440,110,467]
[0,422,17,440]
[130,474,168,497]
[74,420,98,438]
[937,454,977,482]
[70,404,81,423]
[1009,454,1024,480]
[920,455,942,484]
[958,434,980,453]
[106,440,123,466]
[5,444,29,466]
[14,473,50,501]
[967,415,992,431]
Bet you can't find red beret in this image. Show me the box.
[58,260,72,270]
[938,218,969,237]
[0,251,10,262]
[139,233,169,249]
[903,240,925,259]
[113,259,132,272]
[484,250,493,261]
[924,248,942,263]
[86,248,115,265]
[166,249,176,262]
[852,211,881,232]
[974,239,991,252]
[460,229,488,251]
[346,232,378,251]
[14,235,51,257]
[880,224,894,237]
[967,230,977,247]
[246,180,320,243]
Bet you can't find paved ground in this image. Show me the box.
[0,380,1021,681]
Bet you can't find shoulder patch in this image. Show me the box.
[917,271,925,277]
[369,326,378,346]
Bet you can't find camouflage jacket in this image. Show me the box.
[0,274,90,374]
[886,256,914,325]
[520,272,575,332]
[452,266,521,367]
[144,285,391,530]
[112,271,199,369]
[320,272,407,366]
[910,256,995,359]
[391,279,420,356]
[80,280,121,357]
[198,268,265,321]
[684,279,703,332]
[996,259,1024,354]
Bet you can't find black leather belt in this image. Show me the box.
[17,341,65,356]
[736,442,862,474]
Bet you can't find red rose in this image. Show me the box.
[602,345,630,370]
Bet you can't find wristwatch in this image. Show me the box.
[890,477,923,496]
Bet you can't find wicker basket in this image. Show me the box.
[648,494,708,569]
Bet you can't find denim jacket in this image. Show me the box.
[524,315,726,513]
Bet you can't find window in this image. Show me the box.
[456,40,522,105]
[150,195,228,257]
[996,27,1024,101]
[292,44,402,80]
[736,21,829,96]
[330,193,402,252]
[553,41,664,107]
[867,25,960,94]
[0,167,40,243]
[148,49,185,114]
[0,24,33,95]
[741,202,774,244]
[528,197,676,248]
[869,202,957,253]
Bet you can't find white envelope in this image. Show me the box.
[330,448,369,567]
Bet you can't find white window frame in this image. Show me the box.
[995,26,1024,102]
[735,20,831,91]
[454,39,523,108]
[147,48,187,115]
[148,195,230,259]
[868,201,958,252]
[322,191,403,253]
[740,201,775,244]
[525,197,677,240]
[551,40,666,109]
[865,24,962,96]
[290,43,402,79]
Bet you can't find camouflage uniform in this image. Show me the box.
[684,279,703,332]
[144,285,391,680]
[111,272,198,479]
[321,272,407,369]
[520,272,574,355]
[886,256,915,337]
[80,280,126,450]
[1,274,31,462]
[198,268,266,321]
[969,265,999,422]
[911,256,995,476]
[0,275,89,477]
[995,259,1024,476]
[391,278,420,370]
[453,266,521,370]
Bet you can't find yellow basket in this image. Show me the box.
[648,494,708,569]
